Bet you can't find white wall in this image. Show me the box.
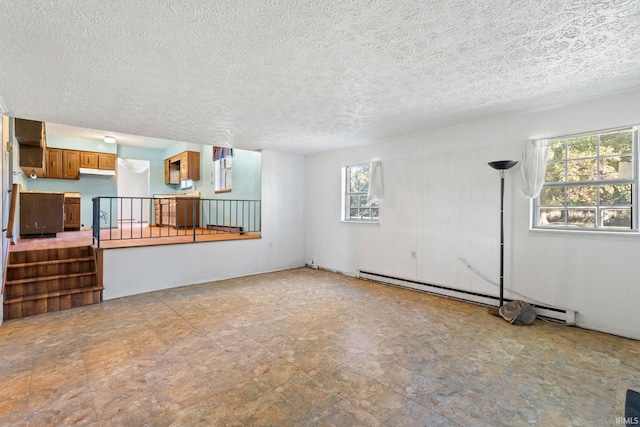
[305,88,640,340]
[102,150,305,299]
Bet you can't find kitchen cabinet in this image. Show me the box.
[154,195,200,228]
[15,118,45,147]
[98,153,116,170]
[20,192,64,237]
[62,150,80,180]
[80,152,98,169]
[63,195,81,230]
[44,148,63,179]
[19,146,45,178]
[164,151,200,184]
[81,151,116,171]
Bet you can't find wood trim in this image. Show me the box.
[94,248,103,301]
[7,183,18,239]
[214,189,232,194]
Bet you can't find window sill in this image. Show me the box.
[529,227,640,237]
[341,220,379,224]
[215,189,232,194]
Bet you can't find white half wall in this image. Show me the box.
[102,150,305,300]
[305,88,640,340]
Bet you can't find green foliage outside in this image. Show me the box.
[347,164,378,220]
[539,130,634,229]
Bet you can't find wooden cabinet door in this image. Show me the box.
[180,153,189,180]
[63,150,80,179]
[64,200,81,229]
[187,151,200,180]
[44,148,62,179]
[80,151,98,169]
[98,153,116,170]
[20,193,64,235]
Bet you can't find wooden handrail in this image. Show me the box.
[7,183,19,241]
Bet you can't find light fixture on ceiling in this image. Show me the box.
[103,136,116,144]
[29,170,37,179]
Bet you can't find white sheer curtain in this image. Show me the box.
[367,160,383,202]
[520,139,549,198]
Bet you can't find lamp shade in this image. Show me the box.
[488,160,518,170]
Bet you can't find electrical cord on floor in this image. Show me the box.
[459,257,574,326]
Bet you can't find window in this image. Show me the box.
[342,163,379,222]
[533,126,638,232]
[214,158,232,193]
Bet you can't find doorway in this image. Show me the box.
[117,159,150,224]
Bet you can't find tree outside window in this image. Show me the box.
[535,127,637,231]
[343,163,379,222]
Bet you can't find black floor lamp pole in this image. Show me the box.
[488,160,518,308]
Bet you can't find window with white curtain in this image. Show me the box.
[533,126,638,232]
[342,163,379,222]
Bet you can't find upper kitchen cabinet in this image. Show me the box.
[16,118,46,177]
[81,151,116,171]
[44,148,63,179]
[80,151,98,169]
[98,153,116,170]
[62,150,80,180]
[164,151,200,184]
[15,118,45,147]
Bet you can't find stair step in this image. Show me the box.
[7,256,94,269]
[9,246,93,264]
[5,271,96,286]
[3,286,104,320]
[3,286,104,305]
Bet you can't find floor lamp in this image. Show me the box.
[488,160,518,307]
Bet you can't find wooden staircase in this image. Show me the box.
[3,246,103,320]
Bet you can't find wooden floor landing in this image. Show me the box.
[11,227,261,252]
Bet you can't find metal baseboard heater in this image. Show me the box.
[358,270,576,324]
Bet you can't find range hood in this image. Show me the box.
[79,167,116,176]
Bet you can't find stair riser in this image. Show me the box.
[3,290,102,320]
[6,276,97,298]
[9,247,93,264]
[9,246,93,264]
[7,262,95,281]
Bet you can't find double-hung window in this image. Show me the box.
[533,126,638,232]
[342,163,379,222]
[214,158,232,193]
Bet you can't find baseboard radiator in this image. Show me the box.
[358,270,576,324]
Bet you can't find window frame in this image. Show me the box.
[341,162,379,223]
[532,126,639,233]
[214,157,232,194]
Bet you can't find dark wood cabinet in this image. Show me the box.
[62,150,80,180]
[15,118,45,147]
[154,197,200,228]
[64,196,81,230]
[44,148,63,179]
[20,192,64,237]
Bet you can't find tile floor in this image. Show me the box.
[1,268,638,426]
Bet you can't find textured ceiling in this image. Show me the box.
[1,0,640,154]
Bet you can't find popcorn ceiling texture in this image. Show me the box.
[1,0,639,153]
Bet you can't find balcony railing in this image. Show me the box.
[92,196,261,248]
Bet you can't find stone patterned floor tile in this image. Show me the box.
[0,268,637,425]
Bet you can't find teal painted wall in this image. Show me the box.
[46,135,117,154]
